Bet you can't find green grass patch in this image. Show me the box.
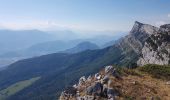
[116,66,142,77]
[0,77,40,100]
[138,64,170,80]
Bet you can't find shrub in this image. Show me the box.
[139,64,170,80]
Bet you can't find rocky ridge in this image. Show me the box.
[59,65,170,100]
[116,21,159,54]
[115,21,169,66]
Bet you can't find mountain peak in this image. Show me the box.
[134,21,144,25]
[130,21,145,34]
[130,21,158,36]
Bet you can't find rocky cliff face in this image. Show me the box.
[137,24,170,66]
[117,21,159,54]
[113,21,160,67]
[116,21,169,66]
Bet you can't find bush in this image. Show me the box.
[139,64,170,80]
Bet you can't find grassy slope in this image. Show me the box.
[118,64,170,99]
[0,77,40,100]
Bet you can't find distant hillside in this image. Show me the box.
[0,45,137,100]
[63,42,99,54]
[0,77,40,100]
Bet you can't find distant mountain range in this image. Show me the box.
[0,30,124,68]
[0,29,121,55]
[0,30,56,68]
[0,30,56,54]
[0,41,101,70]
[0,21,169,100]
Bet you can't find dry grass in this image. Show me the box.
[109,73,170,100]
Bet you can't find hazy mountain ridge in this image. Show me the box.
[0,30,56,54]
[63,41,99,54]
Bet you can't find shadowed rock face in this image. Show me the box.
[137,24,170,66]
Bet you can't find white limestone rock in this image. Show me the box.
[137,24,170,66]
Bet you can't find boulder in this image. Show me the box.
[86,86,94,95]
[102,75,110,84]
[107,89,119,99]
[79,76,86,85]
[102,84,108,97]
[105,66,120,78]
[93,82,103,95]
[63,86,77,96]
[73,84,77,88]
[105,65,114,73]
[86,95,95,100]
[86,82,103,96]
[111,68,121,79]
[95,73,101,80]
[166,81,170,85]
[108,80,113,88]
[111,68,117,76]
[87,75,92,81]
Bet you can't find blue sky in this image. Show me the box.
[0,0,170,33]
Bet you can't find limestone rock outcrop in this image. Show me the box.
[137,24,170,66]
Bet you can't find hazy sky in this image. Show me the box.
[0,0,170,32]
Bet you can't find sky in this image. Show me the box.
[0,0,170,34]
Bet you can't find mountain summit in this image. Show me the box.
[116,21,159,55]
[130,21,158,35]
